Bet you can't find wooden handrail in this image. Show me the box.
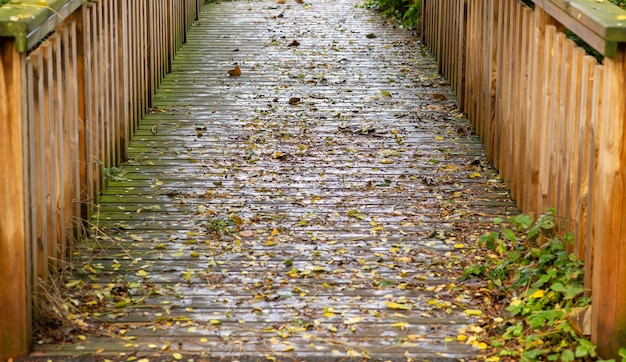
[533,0,626,56]
[0,0,84,52]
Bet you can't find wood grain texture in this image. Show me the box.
[592,44,626,358]
[0,40,29,360]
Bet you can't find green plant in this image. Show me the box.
[463,210,598,361]
[360,0,420,29]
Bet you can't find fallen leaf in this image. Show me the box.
[288,97,301,104]
[392,322,409,329]
[464,309,483,316]
[227,64,241,76]
[385,301,412,310]
[239,230,254,237]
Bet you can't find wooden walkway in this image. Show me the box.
[30,1,517,361]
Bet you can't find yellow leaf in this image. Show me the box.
[282,346,295,352]
[380,89,392,98]
[271,228,279,236]
[172,352,184,360]
[385,301,412,310]
[457,334,468,342]
[209,319,222,325]
[435,136,444,140]
[344,316,361,325]
[477,342,488,349]
[469,172,482,179]
[531,289,545,299]
[136,270,148,277]
[464,309,483,316]
[392,322,409,329]
[618,15,626,20]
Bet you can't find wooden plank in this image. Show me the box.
[565,44,584,243]
[537,25,556,212]
[557,39,575,236]
[485,0,498,164]
[591,44,626,359]
[504,0,514,183]
[516,6,532,207]
[548,32,564,211]
[52,33,68,261]
[576,56,597,294]
[0,39,29,360]
[493,0,506,173]
[456,0,466,108]
[526,9,554,214]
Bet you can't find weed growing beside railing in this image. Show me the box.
[460,210,625,361]
[359,0,420,29]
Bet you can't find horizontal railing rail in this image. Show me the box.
[0,0,204,359]
[421,0,626,357]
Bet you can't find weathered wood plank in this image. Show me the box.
[0,40,29,360]
[591,44,626,358]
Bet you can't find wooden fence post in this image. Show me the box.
[592,43,626,359]
[0,40,29,360]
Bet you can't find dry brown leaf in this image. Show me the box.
[227,64,241,76]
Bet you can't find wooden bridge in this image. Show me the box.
[1,0,626,360]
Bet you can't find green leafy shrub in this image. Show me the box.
[463,210,603,361]
[360,0,420,29]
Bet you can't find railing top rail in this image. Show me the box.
[0,0,83,52]
[533,0,626,57]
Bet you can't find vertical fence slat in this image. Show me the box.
[592,44,626,357]
[576,56,597,294]
[0,39,29,359]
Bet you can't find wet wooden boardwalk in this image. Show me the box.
[30,1,517,361]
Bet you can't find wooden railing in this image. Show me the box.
[0,0,203,358]
[421,0,626,357]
